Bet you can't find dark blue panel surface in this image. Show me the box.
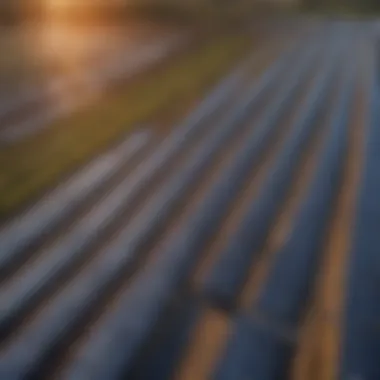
[340,67,380,379]
[202,43,339,309]
[256,60,354,327]
[213,316,292,380]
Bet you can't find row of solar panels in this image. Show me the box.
[0,20,378,380]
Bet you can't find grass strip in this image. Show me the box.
[0,33,251,218]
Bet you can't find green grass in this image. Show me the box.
[0,30,48,91]
[0,33,251,218]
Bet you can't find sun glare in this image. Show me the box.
[45,0,72,12]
